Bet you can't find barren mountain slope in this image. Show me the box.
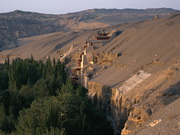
[0,29,99,63]
[92,14,180,86]
[0,14,180,135]
[0,8,179,50]
[87,14,180,134]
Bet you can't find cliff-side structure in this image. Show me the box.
[68,29,117,89]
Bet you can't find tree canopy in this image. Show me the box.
[0,58,113,135]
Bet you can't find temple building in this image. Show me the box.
[86,29,117,49]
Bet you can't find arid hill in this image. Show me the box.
[0,10,180,135]
[0,8,179,50]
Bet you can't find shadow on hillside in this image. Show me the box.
[53,35,78,51]
[116,31,123,36]
[158,81,180,105]
[165,82,180,95]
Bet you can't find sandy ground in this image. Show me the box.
[131,98,180,135]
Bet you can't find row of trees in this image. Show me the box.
[0,57,113,135]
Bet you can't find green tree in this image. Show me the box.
[0,58,113,135]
